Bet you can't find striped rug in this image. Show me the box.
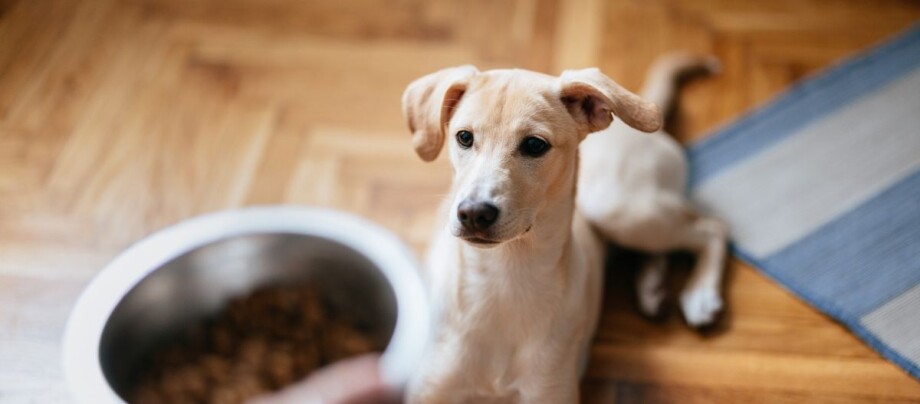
[688,23,920,379]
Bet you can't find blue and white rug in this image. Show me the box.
[688,24,920,379]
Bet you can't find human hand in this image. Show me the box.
[249,354,400,404]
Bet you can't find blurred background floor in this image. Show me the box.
[2,0,920,402]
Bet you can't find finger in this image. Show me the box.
[249,354,395,404]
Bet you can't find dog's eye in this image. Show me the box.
[520,136,550,157]
[456,130,474,148]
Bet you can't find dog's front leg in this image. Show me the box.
[406,340,472,404]
[518,374,580,403]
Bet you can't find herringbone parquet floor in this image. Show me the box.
[2,0,919,402]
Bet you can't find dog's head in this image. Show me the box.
[402,66,660,247]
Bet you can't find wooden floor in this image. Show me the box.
[2,0,919,402]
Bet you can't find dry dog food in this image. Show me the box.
[131,283,385,404]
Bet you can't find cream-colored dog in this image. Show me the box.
[402,54,727,403]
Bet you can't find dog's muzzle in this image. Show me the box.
[456,199,503,245]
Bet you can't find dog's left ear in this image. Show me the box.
[558,68,661,136]
[402,65,479,162]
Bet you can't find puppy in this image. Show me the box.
[401,53,726,403]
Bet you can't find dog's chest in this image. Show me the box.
[455,263,559,335]
[441,283,556,393]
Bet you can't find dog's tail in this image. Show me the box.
[640,52,721,121]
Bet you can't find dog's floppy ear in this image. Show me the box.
[558,68,661,135]
[402,65,479,162]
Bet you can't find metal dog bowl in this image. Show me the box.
[62,206,429,403]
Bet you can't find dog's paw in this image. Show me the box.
[680,287,723,327]
[638,284,667,317]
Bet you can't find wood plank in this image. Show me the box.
[1,0,918,401]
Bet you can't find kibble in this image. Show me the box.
[130,283,385,404]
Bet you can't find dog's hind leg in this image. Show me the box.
[637,254,668,317]
[592,196,728,327]
[674,215,728,327]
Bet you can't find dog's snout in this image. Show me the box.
[457,200,500,231]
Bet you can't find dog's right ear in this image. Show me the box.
[402,65,478,162]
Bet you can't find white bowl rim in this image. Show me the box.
[61,205,429,403]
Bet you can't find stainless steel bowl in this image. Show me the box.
[62,206,430,403]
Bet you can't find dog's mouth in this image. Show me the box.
[454,222,533,247]
[460,235,501,246]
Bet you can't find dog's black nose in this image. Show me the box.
[457,200,499,230]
